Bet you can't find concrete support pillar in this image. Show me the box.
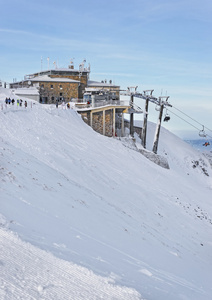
[90,111,93,128]
[103,109,105,135]
[113,108,116,137]
[141,98,149,149]
[91,95,95,108]
[130,94,134,137]
[152,104,164,154]
[121,112,124,137]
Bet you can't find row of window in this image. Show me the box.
[41,84,63,89]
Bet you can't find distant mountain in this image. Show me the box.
[185,139,212,152]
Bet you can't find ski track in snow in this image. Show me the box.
[0,228,142,300]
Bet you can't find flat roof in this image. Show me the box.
[29,75,80,83]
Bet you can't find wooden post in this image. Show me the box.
[141,98,149,148]
[130,94,134,137]
[152,104,164,154]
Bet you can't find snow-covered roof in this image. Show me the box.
[12,87,39,96]
[29,75,80,83]
[88,80,119,88]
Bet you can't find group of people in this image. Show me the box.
[5,97,15,105]
[5,97,27,108]
[55,101,71,109]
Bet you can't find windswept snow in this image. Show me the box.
[0,88,212,299]
[0,228,140,300]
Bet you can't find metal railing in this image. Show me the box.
[75,99,129,109]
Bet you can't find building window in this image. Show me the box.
[41,84,44,89]
[51,96,54,101]
[60,85,63,89]
[60,92,63,97]
[51,85,53,89]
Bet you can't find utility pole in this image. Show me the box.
[141,98,149,148]
[130,93,134,137]
[141,90,153,148]
[152,96,169,154]
[152,103,164,154]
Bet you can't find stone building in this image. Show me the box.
[9,61,121,105]
[10,61,90,104]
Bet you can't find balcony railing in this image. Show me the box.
[74,99,129,109]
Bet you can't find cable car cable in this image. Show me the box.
[167,109,212,139]
[171,105,212,134]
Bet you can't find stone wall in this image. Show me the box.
[80,112,90,126]
[50,74,87,99]
[79,110,113,137]
[39,81,79,103]
[124,120,142,138]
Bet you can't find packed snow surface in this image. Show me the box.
[0,88,212,299]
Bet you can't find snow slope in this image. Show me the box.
[1,88,212,299]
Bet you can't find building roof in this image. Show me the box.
[12,87,39,96]
[29,75,80,83]
[25,65,90,79]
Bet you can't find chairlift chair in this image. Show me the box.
[163,114,170,122]
[199,126,207,138]
[155,104,161,111]
[203,141,210,147]
[163,108,170,122]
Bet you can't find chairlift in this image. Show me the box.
[199,126,207,138]
[155,104,161,111]
[163,114,170,122]
[203,141,210,147]
[163,109,170,122]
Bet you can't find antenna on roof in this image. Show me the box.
[47,57,50,70]
[53,61,57,69]
[69,58,75,69]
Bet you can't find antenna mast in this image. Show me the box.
[47,57,50,70]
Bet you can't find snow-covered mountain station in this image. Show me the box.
[0,86,212,299]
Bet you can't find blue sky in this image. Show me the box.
[1,0,212,138]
